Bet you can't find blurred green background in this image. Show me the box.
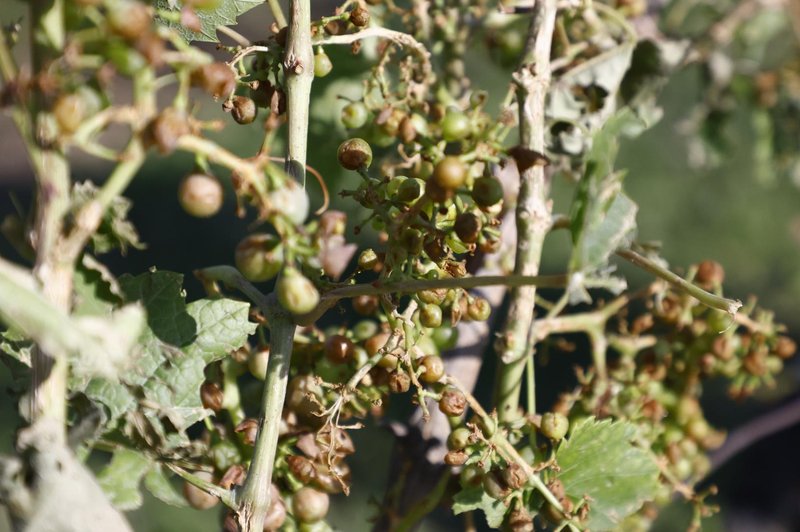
[1,1,800,530]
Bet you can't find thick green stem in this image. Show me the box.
[267,0,288,28]
[494,0,558,423]
[283,0,313,183]
[236,304,296,531]
[616,249,742,314]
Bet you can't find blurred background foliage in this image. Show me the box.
[1,0,800,530]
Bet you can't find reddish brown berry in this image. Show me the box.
[438,388,466,417]
[337,138,373,170]
[389,372,411,394]
[349,6,370,27]
[695,260,725,286]
[200,381,223,412]
[230,95,258,124]
[454,212,482,244]
[183,471,218,509]
[775,336,797,359]
[292,487,329,523]
[325,334,355,364]
[444,450,468,466]
[145,109,189,154]
[191,63,236,99]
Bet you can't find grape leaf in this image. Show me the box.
[73,255,123,317]
[154,0,262,42]
[119,270,196,386]
[452,485,507,529]
[85,378,137,422]
[98,449,152,511]
[555,417,659,531]
[140,297,255,430]
[144,464,189,507]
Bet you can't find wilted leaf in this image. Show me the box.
[568,110,642,294]
[555,417,660,531]
[98,449,152,511]
[452,485,507,528]
[72,182,144,255]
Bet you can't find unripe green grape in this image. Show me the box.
[431,326,458,350]
[419,304,443,328]
[352,320,378,342]
[400,227,424,255]
[419,355,445,383]
[441,109,471,141]
[467,297,491,321]
[314,50,333,77]
[247,347,270,380]
[482,471,509,500]
[471,176,504,207]
[396,178,425,203]
[234,234,284,282]
[459,464,482,487]
[210,440,241,471]
[540,412,569,441]
[178,173,224,218]
[277,267,320,315]
[447,426,471,450]
[52,93,86,134]
[106,41,146,76]
[341,101,369,129]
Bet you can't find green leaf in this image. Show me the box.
[141,297,255,430]
[452,485,507,529]
[98,449,152,511]
[555,417,660,531]
[154,0,262,42]
[85,378,137,422]
[184,298,256,363]
[73,256,123,317]
[119,271,196,386]
[144,464,189,507]
[72,182,144,255]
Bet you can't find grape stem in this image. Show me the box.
[493,0,558,423]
